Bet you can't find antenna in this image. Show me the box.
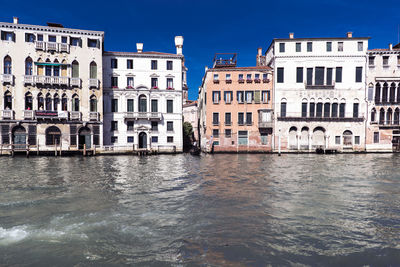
[398,24,399,44]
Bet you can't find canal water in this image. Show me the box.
[1,154,400,266]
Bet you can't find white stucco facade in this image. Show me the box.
[266,33,368,152]
[102,37,185,153]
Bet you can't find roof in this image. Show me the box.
[209,65,272,71]
[272,37,371,41]
[183,100,197,108]
[368,48,400,53]
[104,51,182,58]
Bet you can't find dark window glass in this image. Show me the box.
[296,42,301,52]
[277,68,284,83]
[127,121,134,131]
[127,59,133,69]
[225,129,231,138]
[315,67,324,85]
[296,67,303,83]
[167,61,173,70]
[356,67,362,83]
[353,103,359,118]
[339,103,346,118]
[309,103,315,117]
[326,42,332,52]
[152,136,158,143]
[332,103,338,117]
[213,113,219,124]
[111,77,118,87]
[327,68,333,85]
[167,100,173,113]
[111,99,118,112]
[302,102,307,117]
[307,68,313,85]
[225,112,231,125]
[111,59,118,68]
[246,112,252,125]
[151,99,158,112]
[167,136,174,143]
[151,121,158,131]
[238,112,244,124]
[336,67,342,83]
[374,132,379,143]
[127,99,134,112]
[167,121,173,131]
[316,103,323,117]
[279,43,285,52]
[307,42,312,52]
[324,103,330,117]
[281,102,286,117]
[127,136,134,143]
[151,60,158,70]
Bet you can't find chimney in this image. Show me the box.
[289,32,294,39]
[258,47,263,56]
[347,32,353,38]
[175,36,183,55]
[205,66,208,72]
[13,17,19,24]
[136,43,143,53]
[389,43,393,51]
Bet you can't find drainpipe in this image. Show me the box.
[278,128,281,156]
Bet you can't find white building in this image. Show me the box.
[265,32,369,152]
[0,17,103,153]
[102,37,185,153]
[366,43,400,152]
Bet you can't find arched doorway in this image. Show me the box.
[12,126,26,148]
[343,130,353,146]
[300,127,309,150]
[45,126,61,146]
[288,126,297,149]
[139,132,147,149]
[312,127,325,148]
[79,127,91,149]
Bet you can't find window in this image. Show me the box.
[296,42,301,52]
[151,60,158,70]
[307,68,313,85]
[338,42,343,51]
[327,68,333,85]
[356,67,362,83]
[307,42,312,52]
[358,42,363,51]
[238,112,244,125]
[127,121,134,131]
[71,37,80,47]
[212,91,220,104]
[324,103,330,117]
[111,121,118,131]
[127,77,134,88]
[296,67,303,83]
[37,34,43,41]
[246,112,252,125]
[45,126,61,146]
[224,91,232,103]
[353,103,359,118]
[238,131,248,145]
[336,67,342,83]
[89,61,97,79]
[245,91,253,103]
[355,136,360,145]
[238,74,244,81]
[127,136,134,143]
[61,36,67,43]
[279,43,285,52]
[214,74,219,81]
[111,59,118,69]
[261,91,270,103]
[139,95,147,112]
[151,121,158,131]
[277,67,284,83]
[237,91,244,103]
[213,112,219,125]
[4,56,12,75]
[72,61,79,78]
[25,33,35,43]
[281,102,286,117]
[151,99,158,112]
[383,56,389,66]
[326,42,332,52]
[225,112,231,125]
[90,95,97,112]
[369,56,375,66]
[397,56,400,65]
[151,78,158,88]
[88,39,98,48]
[374,132,379,143]
[335,136,340,145]
[339,103,346,118]
[151,136,158,143]
[111,136,118,143]
[127,99,134,112]
[316,103,323,117]
[302,102,307,117]
[254,74,260,80]
[167,136,174,143]
[167,121,174,132]
[332,103,338,117]
[246,74,252,80]
[225,129,231,138]
[167,100,173,113]
[127,59,133,69]
[111,99,118,112]
[167,60,173,70]
[111,77,118,87]
[315,67,325,85]
[1,31,14,42]
[309,102,315,117]
[167,78,173,89]
[72,95,79,111]
[226,74,231,81]
[25,57,32,75]
[213,129,219,138]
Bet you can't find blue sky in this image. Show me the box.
[1,0,399,100]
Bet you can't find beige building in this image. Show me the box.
[0,17,103,153]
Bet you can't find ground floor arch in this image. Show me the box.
[312,127,326,148]
[79,127,91,149]
[12,126,26,147]
[139,132,147,149]
[45,126,61,146]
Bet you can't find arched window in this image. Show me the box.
[90,61,97,79]
[37,58,44,76]
[45,93,52,111]
[331,103,338,117]
[375,83,381,103]
[25,92,32,110]
[316,102,323,117]
[324,103,331,117]
[139,95,147,112]
[387,108,393,125]
[312,127,326,148]
[397,83,400,103]
[53,59,60,77]
[90,95,97,112]
[4,91,12,109]
[289,126,298,149]
[280,99,287,117]
[61,60,68,77]
[395,108,400,125]
[390,83,396,103]
[72,60,79,78]
[379,108,385,124]
[382,83,388,103]
[4,56,12,74]
[45,59,52,76]
[53,93,60,111]
[300,127,309,149]
[371,108,376,122]
[45,126,61,146]
[37,93,44,110]
[72,94,79,111]
[25,57,33,76]
[343,130,353,146]
[61,94,68,111]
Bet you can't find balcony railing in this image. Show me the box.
[70,111,82,121]
[1,110,14,120]
[305,81,335,90]
[277,112,364,122]
[47,42,58,51]
[59,43,70,53]
[34,41,70,53]
[89,112,99,121]
[35,41,45,50]
[35,110,69,120]
[258,110,274,128]
[124,112,162,120]
[377,120,400,126]
[89,79,99,88]
[34,76,69,86]
[70,78,81,87]
[24,75,34,84]
[259,121,273,128]
[23,110,35,120]
[2,74,13,84]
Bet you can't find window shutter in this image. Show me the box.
[25,33,28,42]
[12,32,16,42]
[219,92,221,101]
[79,38,82,47]
[0,31,4,41]
[96,40,100,49]
[254,91,261,103]
[28,125,37,145]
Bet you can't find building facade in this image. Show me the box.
[183,100,198,142]
[0,17,103,153]
[265,32,368,152]
[102,37,185,153]
[198,53,274,152]
[366,43,400,152]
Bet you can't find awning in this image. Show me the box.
[34,62,70,66]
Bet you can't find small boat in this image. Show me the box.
[190,146,201,156]
[316,147,325,154]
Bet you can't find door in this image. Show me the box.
[139,132,147,149]
[13,127,26,150]
[79,127,91,149]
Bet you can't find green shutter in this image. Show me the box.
[254,90,261,104]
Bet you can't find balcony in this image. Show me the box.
[24,75,34,84]
[258,110,274,128]
[70,78,81,87]
[1,110,14,120]
[89,79,99,88]
[277,112,364,122]
[23,110,35,120]
[2,74,13,84]
[70,111,82,121]
[35,110,69,120]
[238,79,245,84]
[34,41,70,53]
[60,43,70,53]
[35,76,69,86]
[124,112,162,120]
[377,120,400,127]
[89,112,100,121]
[305,81,335,90]
[35,41,45,50]
[47,42,58,51]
